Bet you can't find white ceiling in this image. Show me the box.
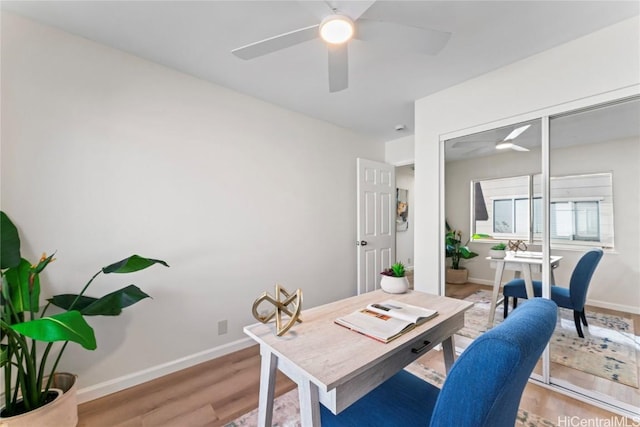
[2,1,638,142]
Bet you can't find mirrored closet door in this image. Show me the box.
[549,97,640,412]
[442,96,639,415]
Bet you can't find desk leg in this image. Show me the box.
[257,349,278,427]
[442,336,456,374]
[488,261,505,327]
[299,378,321,427]
[522,265,534,299]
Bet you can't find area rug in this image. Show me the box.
[459,290,640,388]
[225,364,557,427]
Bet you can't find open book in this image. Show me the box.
[334,300,438,343]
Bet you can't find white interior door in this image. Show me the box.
[357,158,395,294]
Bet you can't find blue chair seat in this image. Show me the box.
[503,279,572,308]
[502,248,603,338]
[320,369,438,427]
[321,298,557,427]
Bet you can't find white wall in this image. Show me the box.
[1,13,384,400]
[414,16,640,308]
[385,135,415,166]
[445,137,639,313]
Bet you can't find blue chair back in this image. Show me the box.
[429,298,557,427]
[569,248,603,311]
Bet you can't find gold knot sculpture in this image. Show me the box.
[252,284,303,336]
[508,239,528,252]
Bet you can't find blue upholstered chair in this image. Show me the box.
[503,248,603,338]
[320,298,557,427]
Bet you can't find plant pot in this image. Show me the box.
[446,268,468,284]
[0,373,78,427]
[489,249,506,259]
[380,275,409,294]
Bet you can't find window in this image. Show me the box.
[550,201,600,241]
[491,198,529,235]
[473,173,613,248]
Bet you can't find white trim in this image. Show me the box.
[76,337,255,403]
[530,376,640,419]
[587,298,640,316]
[389,159,415,167]
[467,277,494,287]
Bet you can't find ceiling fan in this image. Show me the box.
[231,1,451,93]
[494,124,531,152]
[450,124,532,155]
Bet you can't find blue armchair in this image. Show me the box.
[320,298,557,427]
[503,248,603,338]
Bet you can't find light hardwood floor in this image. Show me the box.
[78,285,638,426]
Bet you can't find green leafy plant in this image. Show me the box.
[445,222,478,270]
[0,211,169,417]
[381,262,406,277]
[491,242,507,250]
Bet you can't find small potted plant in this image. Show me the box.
[445,223,478,284]
[489,242,507,259]
[380,262,409,294]
[0,211,169,426]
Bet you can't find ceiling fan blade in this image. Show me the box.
[232,25,319,60]
[511,144,530,152]
[331,0,377,20]
[328,44,348,92]
[355,19,451,55]
[504,124,531,141]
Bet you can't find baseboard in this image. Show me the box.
[77,337,255,404]
[586,299,640,315]
[469,277,639,315]
[467,277,493,286]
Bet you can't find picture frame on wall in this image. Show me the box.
[396,188,408,232]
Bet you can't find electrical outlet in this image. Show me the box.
[408,258,412,265]
[218,320,228,335]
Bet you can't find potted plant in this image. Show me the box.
[380,262,409,294]
[0,211,168,426]
[445,224,478,284]
[489,242,507,259]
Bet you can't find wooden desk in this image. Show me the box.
[487,252,562,326]
[244,290,473,427]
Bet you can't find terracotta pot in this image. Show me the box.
[380,275,409,294]
[446,268,468,284]
[0,373,78,427]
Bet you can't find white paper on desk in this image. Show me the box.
[366,300,438,325]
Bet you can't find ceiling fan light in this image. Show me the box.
[496,141,513,150]
[320,15,354,44]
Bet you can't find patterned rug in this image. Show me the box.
[460,290,640,388]
[226,363,557,427]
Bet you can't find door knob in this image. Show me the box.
[357,240,368,246]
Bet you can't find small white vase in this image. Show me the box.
[489,249,506,259]
[380,275,409,294]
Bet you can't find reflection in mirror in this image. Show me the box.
[548,97,640,409]
[444,118,542,252]
[443,96,640,414]
[472,172,614,249]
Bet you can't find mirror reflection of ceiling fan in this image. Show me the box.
[231,0,452,92]
[449,124,532,156]
[495,124,531,151]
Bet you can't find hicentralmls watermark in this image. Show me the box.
[557,416,640,427]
